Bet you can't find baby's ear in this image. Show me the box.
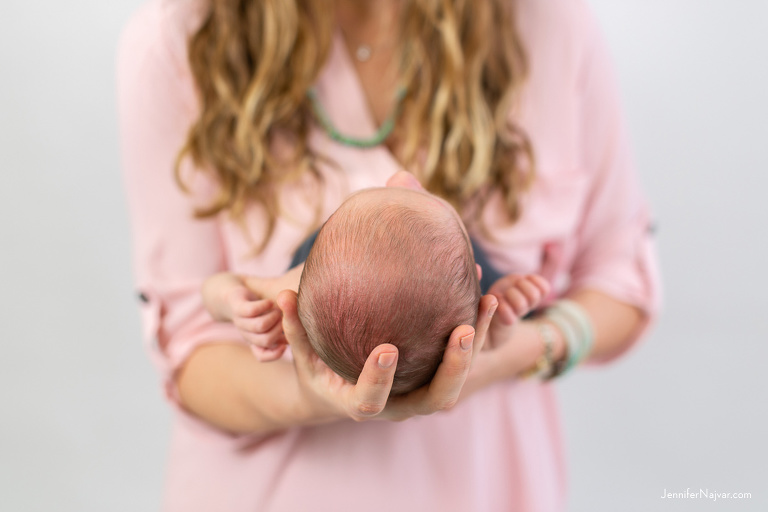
[476,264,483,281]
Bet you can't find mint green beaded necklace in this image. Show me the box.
[307,86,407,149]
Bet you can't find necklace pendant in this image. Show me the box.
[355,44,372,62]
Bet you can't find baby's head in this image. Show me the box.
[297,187,481,395]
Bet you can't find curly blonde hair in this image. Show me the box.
[177,0,534,250]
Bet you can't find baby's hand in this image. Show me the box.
[485,274,550,349]
[488,274,550,324]
[226,286,287,362]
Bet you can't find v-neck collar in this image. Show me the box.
[310,29,406,184]
[313,29,382,141]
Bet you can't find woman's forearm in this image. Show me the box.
[564,288,645,362]
[527,289,645,372]
[471,288,645,393]
[176,343,337,435]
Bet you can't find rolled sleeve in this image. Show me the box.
[116,3,244,405]
[567,4,662,359]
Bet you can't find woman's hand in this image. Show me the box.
[277,290,498,423]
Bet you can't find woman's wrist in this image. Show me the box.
[246,362,344,431]
[538,299,597,378]
[496,320,567,381]
[522,319,569,379]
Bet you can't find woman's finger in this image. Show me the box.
[348,344,398,420]
[472,294,498,358]
[276,290,314,372]
[417,324,476,414]
[382,298,495,421]
[384,325,475,420]
[385,170,424,190]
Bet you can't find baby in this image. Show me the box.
[296,187,481,394]
[203,186,545,395]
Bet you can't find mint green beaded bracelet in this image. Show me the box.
[543,299,595,378]
[555,299,595,372]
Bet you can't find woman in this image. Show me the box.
[117,0,659,510]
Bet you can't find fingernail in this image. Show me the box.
[488,303,498,317]
[378,352,396,369]
[459,333,474,351]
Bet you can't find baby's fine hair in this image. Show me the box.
[297,191,481,395]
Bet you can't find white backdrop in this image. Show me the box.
[1,1,766,510]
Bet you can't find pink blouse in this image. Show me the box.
[117,0,660,510]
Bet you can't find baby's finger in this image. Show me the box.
[244,319,287,362]
[527,274,551,299]
[348,344,398,420]
[514,278,544,309]
[249,343,287,362]
[240,320,286,350]
[233,298,274,319]
[262,319,287,347]
[488,273,525,291]
[504,288,529,319]
[487,274,524,325]
[235,308,283,334]
[493,297,516,325]
[227,285,258,304]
